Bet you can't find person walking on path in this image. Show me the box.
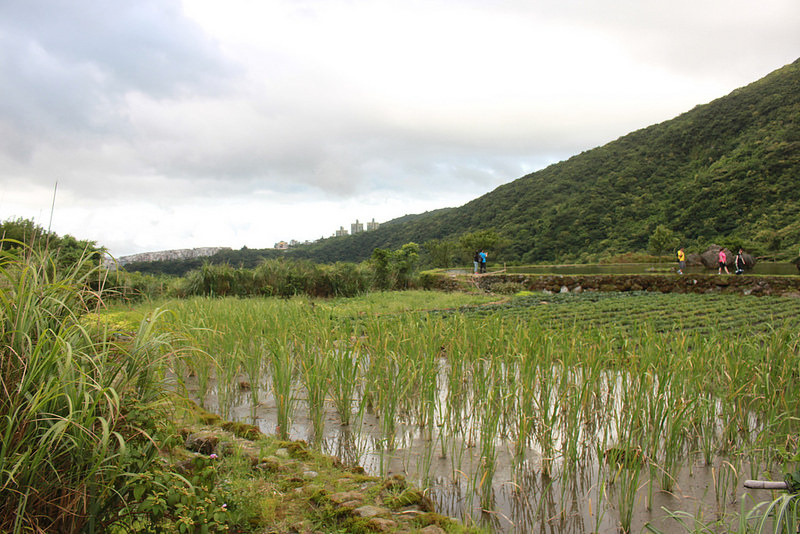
[718,248,730,274]
[677,247,685,274]
[735,248,746,275]
[473,251,481,274]
[479,250,487,274]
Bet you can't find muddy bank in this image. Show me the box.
[425,272,800,297]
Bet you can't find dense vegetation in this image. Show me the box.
[111,244,427,300]
[176,57,796,268]
[0,244,176,532]
[0,217,104,269]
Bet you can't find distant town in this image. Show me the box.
[273,218,380,250]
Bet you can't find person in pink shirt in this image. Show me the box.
[718,248,730,274]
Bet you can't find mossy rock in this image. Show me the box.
[220,420,263,440]
[385,488,434,511]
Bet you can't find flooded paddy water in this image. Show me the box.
[184,364,786,533]
[163,291,800,533]
[191,384,782,533]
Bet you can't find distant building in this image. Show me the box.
[351,219,364,234]
[335,226,349,237]
[366,218,380,231]
[274,241,288,250]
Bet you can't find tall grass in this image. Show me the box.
[0,242,177,533]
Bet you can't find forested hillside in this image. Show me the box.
[127,57,800,272]
[289,57,800,264]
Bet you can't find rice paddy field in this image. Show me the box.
[120,289,800,533]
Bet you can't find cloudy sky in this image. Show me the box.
[1,1,798,257]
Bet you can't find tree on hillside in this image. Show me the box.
[0,217,42,246]
[0,217,103,269]
[393,242,420,289]
[370,248,392,290]
[458,230,508,264]
[370,242,420,289]
[423,238,459,268]
[648,225,678,262]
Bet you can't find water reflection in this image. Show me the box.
[181,363,778,534]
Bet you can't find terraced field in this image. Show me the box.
[449,291,800,335]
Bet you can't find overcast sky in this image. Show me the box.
[1,0,798,257]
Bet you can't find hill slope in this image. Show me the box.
[288,57,800,264]
[124,58,800,273]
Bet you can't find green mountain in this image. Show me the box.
[289,57,800,264]
[125,58,800,274]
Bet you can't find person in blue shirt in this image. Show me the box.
[479,250,487,273]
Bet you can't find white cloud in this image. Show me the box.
[1,0,798,256]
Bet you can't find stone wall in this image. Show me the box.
[425,273,800,298]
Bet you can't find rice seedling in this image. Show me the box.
[329,341,363,427]
[373,349,405,450]
[613,461,644,533]
[297,342,331,445]
[267,332,295,440]
[476,380,503,510]
[532,353,560,478]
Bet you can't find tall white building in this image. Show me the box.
[351,219,364,234]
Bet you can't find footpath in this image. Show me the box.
[427,272,800,297]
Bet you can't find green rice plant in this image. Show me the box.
[404,317,441,437]
[297,342,332,445]
[267,333,295,440]
[329,341,363,427]
[643,507,729,533]
[216,345,243,420]
[531,341,561,478]
[513,343,538,463]
[613,462,643,534]
[695,393,719,465]
[476,379,503,510]
[558,367,586,473]
[373,349,405,450]
[660,397,693,493]
[0,242,177,533]
[713,460,740,517]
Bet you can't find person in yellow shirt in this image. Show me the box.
[677,247,685,274]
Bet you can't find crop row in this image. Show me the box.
[446,291,800,336]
